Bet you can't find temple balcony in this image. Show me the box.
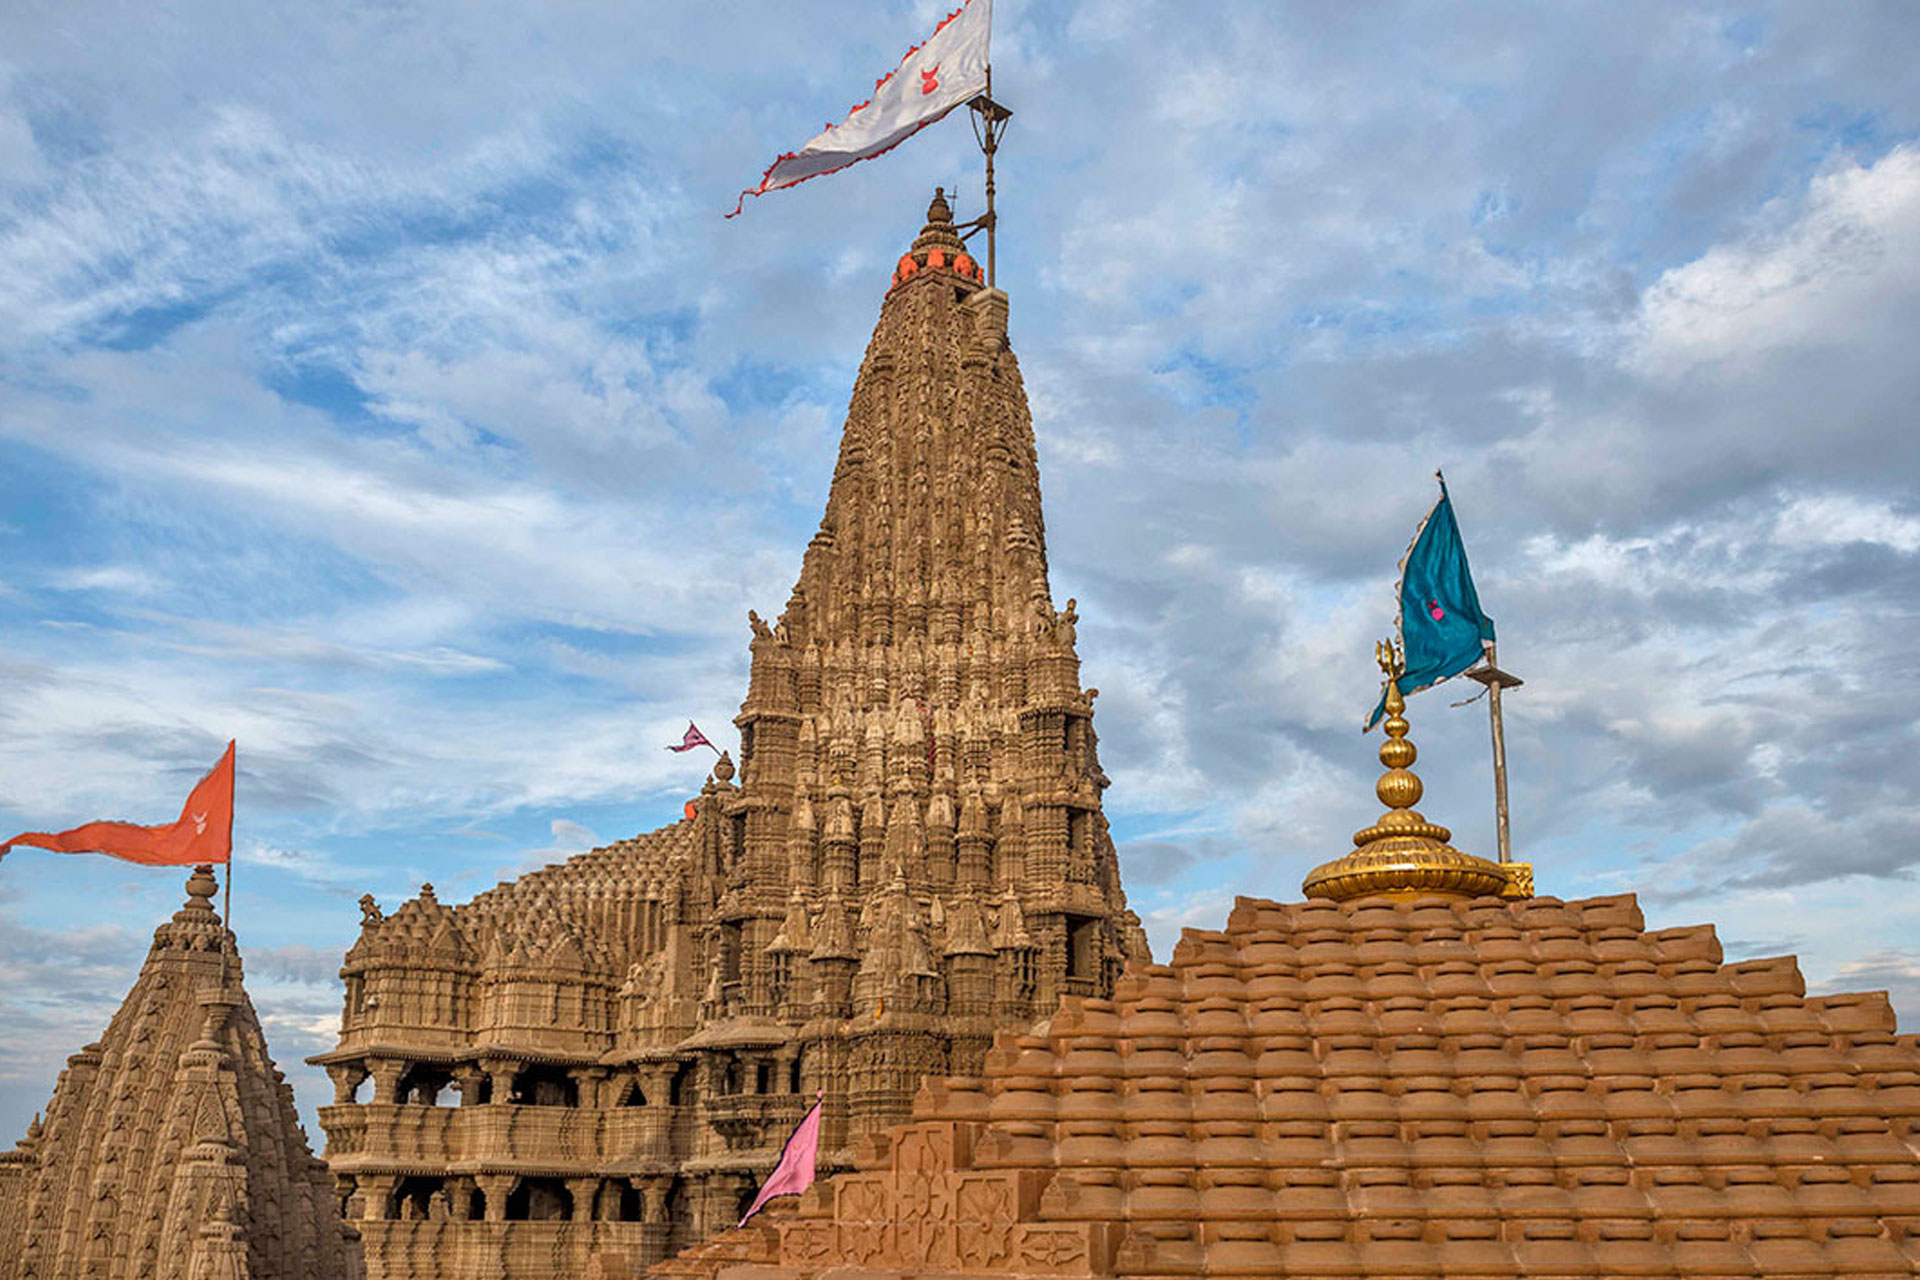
[351,1219,673,1279]
[705,1092,811,1152]
[317,1102,457,1166]
[322,1102,680,1169]
[602,1108,679,1163]
[452,1104,605,1166]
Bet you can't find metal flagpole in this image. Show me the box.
[965,66,1012,288]
[221,743,237,985]
[1466,645,1522,863]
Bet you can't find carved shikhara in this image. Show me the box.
[0,866,363,1280]
[306,193,1147,1276]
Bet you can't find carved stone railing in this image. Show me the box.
[353,1220,659,1280]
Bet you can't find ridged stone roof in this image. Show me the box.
[651,889,1920,1279]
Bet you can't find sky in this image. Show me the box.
[1,0,1917,1145]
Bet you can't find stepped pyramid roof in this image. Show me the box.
[0,865,361,1280]
[653,888,1920,1278]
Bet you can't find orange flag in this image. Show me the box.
[3,741,235,866]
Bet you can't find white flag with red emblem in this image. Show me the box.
[728,0,991,217]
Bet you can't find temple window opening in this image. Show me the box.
[503,1178,571,1222]
[389,1176,444,1221]
[720,923,742,983]
[1065,914,1098,981]
[669,1063,693,1106]
[507,1065,577,1108]
[395,1062,453,1106]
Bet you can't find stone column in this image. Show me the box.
[566,1178,600,1223]
[482,1060,517,1104]
[368,1060,406,1106]
[453,1065,487,1107]
[325,1063,369,1105]
[356,1174,397,1221]
[475,1174,516,1223]
[576,1067,611,1110]
[636,1176,675,1266]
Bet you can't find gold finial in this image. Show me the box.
[1302,640,1509,902]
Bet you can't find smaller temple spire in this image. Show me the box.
[1303,642,1511,902]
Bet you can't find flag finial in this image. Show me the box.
[1303,642,1509,903]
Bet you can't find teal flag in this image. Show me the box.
[1365,476,1495,730]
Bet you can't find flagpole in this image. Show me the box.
[1467,647,1522,864]
[222,743,236,985]
[968,68,1012,289]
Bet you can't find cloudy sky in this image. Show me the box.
[2,0,1918,1142]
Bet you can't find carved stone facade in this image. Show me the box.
[652,889,1920,1279]
[309,191,1148,1279]
[0,865,362,1280]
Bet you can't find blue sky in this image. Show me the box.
[2,1,1918,1143]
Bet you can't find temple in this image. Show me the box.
[0,865,361,1280]
[306,191,1148,1278]
[649,675,1920,1278]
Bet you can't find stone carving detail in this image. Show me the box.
[308,191,1147,1279]
[0,866,362,1280]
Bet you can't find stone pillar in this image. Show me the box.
[636,1177,674,1266]
[325,1063,369,1105]
[482,1060,517,1104]
[356,1174,397,1221]
[576,1067,611,1109]
[566,1178,599,1223]
[368,1060,406,1106]
[453,1065,487,1107]
[475,1175,515,1223]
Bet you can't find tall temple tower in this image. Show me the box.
[309,192,1148,1278]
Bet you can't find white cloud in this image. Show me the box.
[1633,147,1920,377]
[3,0,1920,1145]
[1775,492,1920,554]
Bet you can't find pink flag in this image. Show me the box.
[738,1095,824,1227]
[666,723,715,754]
[728,0,992,217]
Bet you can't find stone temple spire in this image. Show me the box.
[774,187,1049,656]
[0,866,361,1280]
[727,185,1147,1107]
[308,191,1148,1270]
